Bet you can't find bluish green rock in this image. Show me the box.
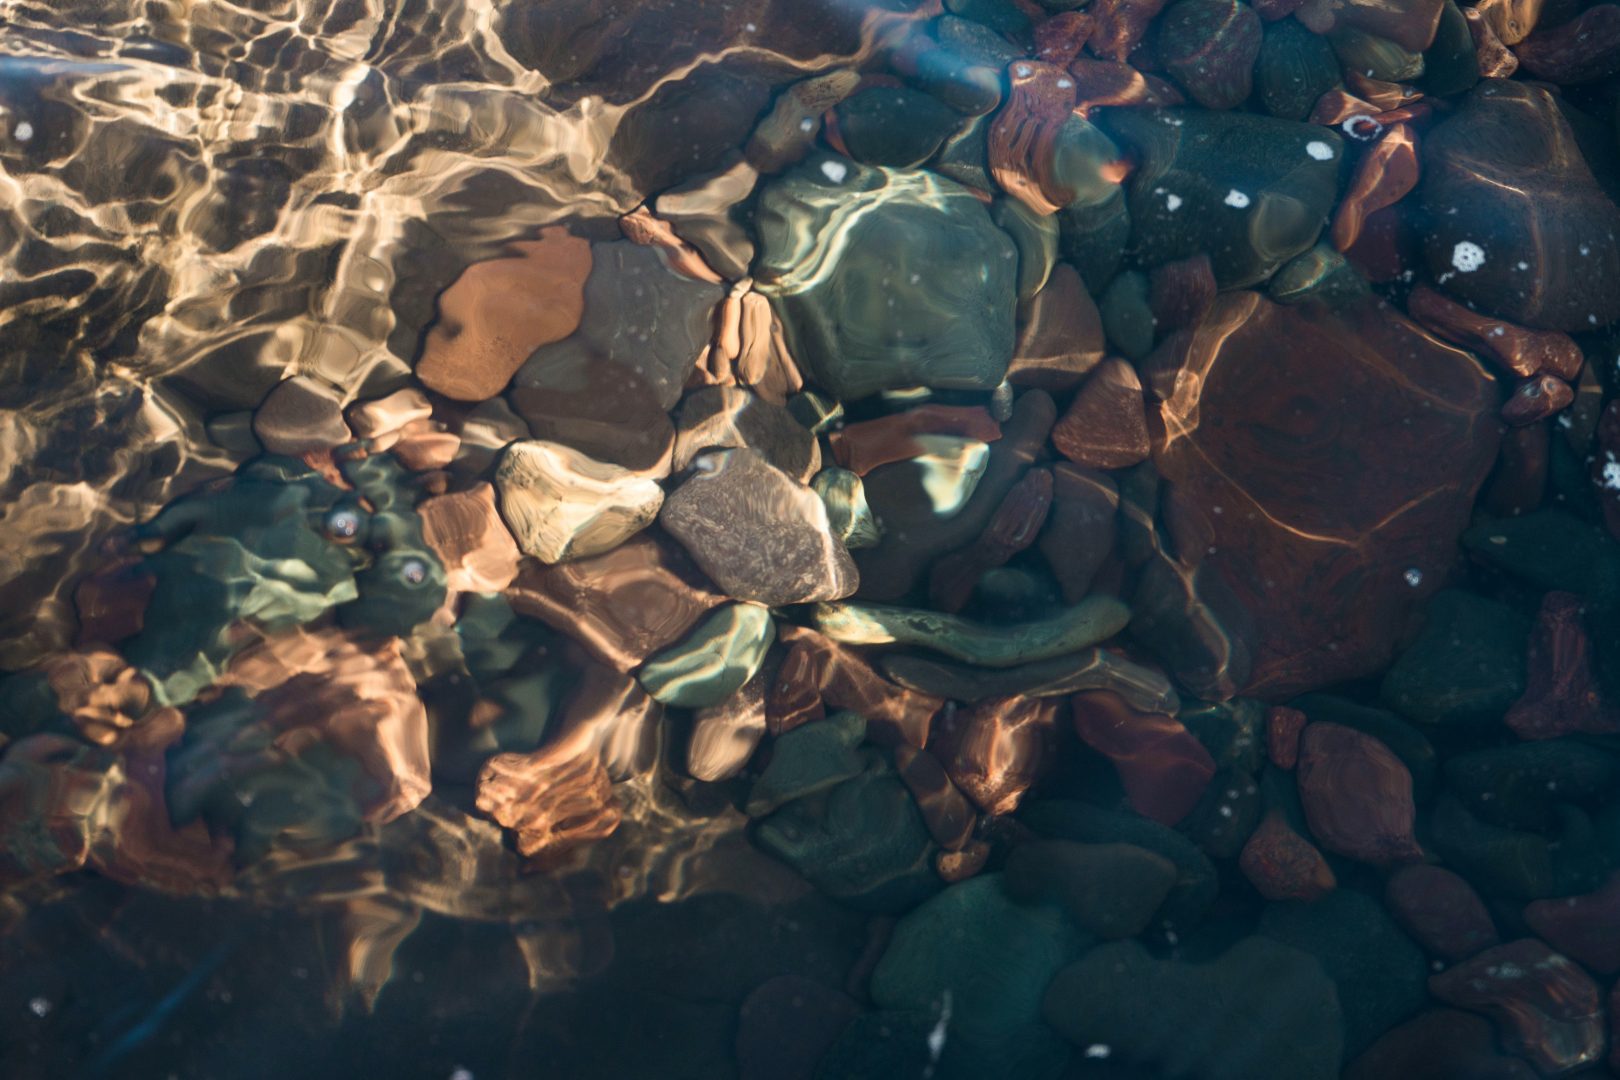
[746,711,868,817]
[837,86,963,169]
[637,602,775,708]
[1462,510,1620,604]
[1380,590,1530,727]
[1098,270,1155,359]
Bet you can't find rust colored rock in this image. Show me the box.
[1238,807,1336,901]
[931,695,1060,816]
[1385,864,1500,961]
[40,648,155,747]
[253,375,352,458]
[828,404,1002,476]
[1158,0,1264,112]
[936,840,992,883]
[766,638,828,736]
[1052,358,1151,470]
[1036,11,1095,64]
[1501,374,1573,427]
[1143,292,1499,699]
[1345,1009,1539,1080]
[928,466,1053,612]
[73,556,154,648]
[1088,0,1171,61]
[1464,6,1520,76]
[1505,591,1620,739]
[990,60,1081,217]
[1473,0,1544,44]
[1298,0,1446,50]
[1038,463,1119,604]
[1429,939,1605,1077]
[1525,872,1620,975]
[417,227,590,401]
[1483,421,1549,518]
[476,744,622,860]
[1308,87,1383,128]
[776,624,941,748]
[1331,124,1419,253]
[505,534,724,673]
[1148,253,1216,337]
[619,206,724,284]
[1071,689,1215,825]
[1406,284,1584,380]
[1068,59,1155,115]
[1296,721,1422,865]
[1514,3,1620,83]
[1265,705,1305,769]
[894,745,978,851]
[1343,70,1417,113]
[1010,263,1107,391]
[418,482,521,594]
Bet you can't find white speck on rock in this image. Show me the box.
[28,998,50,1018]
[1404,567,1423,587]
[1603,462,1620,491]
[1451,241,1486,272]
[1166,193,1183,211]
[799,117,815,132]
[1056,78,1073,89]
[1305,140,1334,161]
[820,160,848,184]
[1085,1045,1112,1059]
[927,989,953,1063]
[14,121,33,142]
[1224,189,1250,209]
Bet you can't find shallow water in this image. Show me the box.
[3,0,1620,1077]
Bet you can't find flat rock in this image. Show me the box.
[1051,358,1151,470]
[252,375,352,457]
[508,339,675,475]
[673,386,821,482]
[1429,939,1605,1076]
[661,448,858,607]
[638,602,775,709]
[495,439,663,563]
[1379,589,1530,726]
[1296,721,1422,865]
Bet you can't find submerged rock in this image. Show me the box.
[637,602,775,709]
[495,440,663,563]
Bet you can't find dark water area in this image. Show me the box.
[2,0,1620,1077]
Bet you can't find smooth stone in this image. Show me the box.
[1514,3,1620,83]
[811,1012,935,1080]
[927,466,1053,612]
[754,755,940,912]
[1330,25,1424,80]
[1071,689,1216,826]
[811,467,883,550]
[810,595,1131,668]
[415,226,590,401]
[1037,463,1117,604]
[893,745,977,851]
[829,404,1001,478]
[908,435,992,516]
[1286,695,1437,802]
[736,975,860,1080]
[1267,242,1371,305]
[880,648,1178,714]
[932,114,994,192]
[1138,293,1499,699]
[930,695,1060,815]
[1147,252,1218,336]
[1296,722,1422,865]
[1345,1009,1538,1080]
[1426,796,1610,901]
[872,874,1090,1080]
[1420,80,1620,332]
[416,482,521,594]
[772,625,944,749]
[1057,187,1131,293]
[495,439,663,563]
[1010,265,1107,391]
[1462,510,1620,604]
[1508,591,1620,740]
[835,86,962,170]
[1443,741,1616,832]
[1098,108,1341,287]
[638,603,776,709]
[655,155,759,282]
[508,342,675,475]
[946,0,1031,37]
[1051,358,1151,469]
[252,376,351,457]
[1238,807,1337,901]
[1379,589,1530,727]
[754,153,1018,401]
[746,70,861,174]
[1003,840,1176,939]
[992,198,1060,303]
[1420,0,1480,96]
[746,711,867,817]
[673,386,821,482]
[1256,17,1343,120]
[786,391,843,436]
[1158,0,1264,110]
[1087,0,1173,61]
[1384,864,1500,962]
[688,664,770,783]
[1524,871,1620,975]
[661,448,858,607]
[1043,937,1341,1080]
[1429,939,1605,1076]
[1330,122,1420,253]
[1097,271,1155,360]
[1258,888,1429,1059]
[1405,284,1584,379]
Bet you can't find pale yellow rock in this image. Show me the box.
[495,440,663,563]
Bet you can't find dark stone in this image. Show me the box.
[1003,840,1177,938]
[1383,864,1499,962]
[1344,1009,1538,1080]
[836,87,963,169]
[738,975,860,1080]
[1097,271,1155,360]
[813,1011,936,1080]
[746,712,868,817]
[1524,871,1620,975]
[1419,0,1480,96]
[1462,510,1620,605]
[1379,590,1530,727]
[1157,0,1264,111]
[1288,695,1437,802]
[1256,17,1344,120]
[1443,740,1616,832]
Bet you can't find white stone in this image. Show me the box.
[495,439,663,563]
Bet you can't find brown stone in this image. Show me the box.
[1514,3,1620,83]
[1482,421,1548,517]
[72,556,153,647]
[745,69,862,173]
[1501,374,1573,426]
[1051,358,1151,470]
[1342,70,1417,113]
[1308,87,1382,130]
[1068,59,1153,115]
[688,664,770,783]
[41,648,156,748]
[766,639,828,736]
[1036,11,1095,65]
[990,60,1080,217]
[1147,253,1216,337]
[1345,1009,1539,1080]
[928,467,1053,613]
[476,744,622,860]
[672,386,821,482]
[931,695,1060,816]
[619,206,725,284]
[1473,0,1544,44]
[1406,284,1583,380]
[1429,939,1605,1077]
[1141,293,1499,698]
[1265,705,1305,769]
[1505,591,1620,739]
[1525,872,1620,975]
[1385,864,1500,961]
[1010,263,1107,391]
[1331,123,1419,253]
[1070,689,1215,825]
[508,347,675,476]
[775,624,941,748]
[545,660,662,783]
[253,375,352,457]
[1464,6,1520,76]
[416,226,590,401]
[505,534,724,673]
[894,745,977,851]
[828,404,1002,476]
[1037,463,1118,604]
[418,482,521,594]
[1296,721,1422,865]
[1238,807,1336,901]
[936,841,992,883]
[1087,0,1172,61]
[1297,0,1445,50]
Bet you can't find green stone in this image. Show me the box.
[836,86,964,169]
[1462,510,1620,604]
[1379,590,1530,727]
[637,602,775,708]
[812,467,884,549]
[1421,0,1479,96]
[933,114,994,191]
[1426,796,1605,901]
[1267,242,1370,305]
[811,594,1132,667]
[936,12,1024,63]
[880,648,1180,713]
[746,711,868,817]
[1098,270,1155,359]
[1444,741,1617,832]
[1256,18,1343,121]
[1330,26,1424,81]
[872,874,1090,1080]
[1049,115,1124,211]
[1003,840,1178,939]
[755,153,1019,401]
[992,197,1060,302]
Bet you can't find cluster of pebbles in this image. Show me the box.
[4,0,1620,1075]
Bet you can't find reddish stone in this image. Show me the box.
[1429,939,1605,1077]
[931,695,1061,816]
[1343,70,1417,114]
[936,840,992,883]
[1309,88,1384,130]
[72,556,153,648]
[1406,285,1584,380]
[1148,253,1216,337]
[1037,463,1118,604]
[775,625,941,748]
[1087,0,1171,61]
[1331,124,1419,253]
[1157,0,1264,112]
[1010,264,1107,391]
[1465,6,1520,77]
[1341,203,1416,284]
[1482,421,1549,518]
[767,640,828,736]
[1068,59,1157,115]
[1035,11,1095,65]
[1265,705,1305,769]
[928,467,1053,613]
[1472,0,1545,45]
[619,206,724,284]
[1139,293,1499,699]
[1070,689,1215,826]
[1051,358,1151,470]
[1525,872,1620,975]
[894,745,978,851]
[1296,722,1422,865]
[477,744,622,860]
[1297,0,1445,50]
[989,60,1081,217]
[1385,864,1500,962]
[1501,374,1574,426]
[1238,808,1336,901]
[1514,3,1620,83]
[1505,592,1620,740]
[1345,1009,1539,1080]
[417,482,521,594]
[827,405,1002,477]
